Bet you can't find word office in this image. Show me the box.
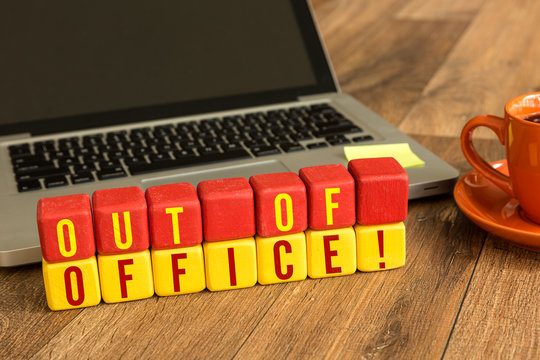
[38,158,407,311]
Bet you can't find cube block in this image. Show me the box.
[299,164,356,230]
[348,158,408,225]
[37,194,95,262]
[203,237,257,291]
[151,245,206,296]
[42,256,101,310]
[256,232,307,285]
[98,250,154,303]
[92,187,149,255]
[355,222,406,272]
[198,178,256,241]
[146,183,203,249]
[249,172,307,237]
[306,227,357,278]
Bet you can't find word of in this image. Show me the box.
[38,158,408,310]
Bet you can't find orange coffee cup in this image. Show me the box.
[461,92,540,223]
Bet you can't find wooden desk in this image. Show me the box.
[1,1,538,358]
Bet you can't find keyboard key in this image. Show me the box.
[149,153,174,163]
[96,166,126,180]
[313,124,362,138]
[57,157,80,166]
[221,143,244,152]
[12,154,46,166]
[290,132,313,141]
[124,157,148,167]
[82,153,106,163]
[44,175,69,188]
[73,147,97,157]
[131,147,155,156]
[70,172,95,184]
[73,163,96,173]
[34,141,56,153]
[14,160,55,174]
[326,135,351,146]
[17,179,42,192]
[280,142,304,153]
[58,137,80,150]
[97,160,122,170]
[106,150,129,160]
[307,142,328,149]
[82,134,105,147]
[178,140,199,149]
[172,148,197,158]
[250,145,281,157]
[9,144,31,158]
[352,135,374,142]
[197,145,221,156]
[244,139,266,148]
[15,166,70,181]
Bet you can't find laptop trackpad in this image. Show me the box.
[140,160,290,189]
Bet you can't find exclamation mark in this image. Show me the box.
[377,230,385,269]
[227,248,237,286]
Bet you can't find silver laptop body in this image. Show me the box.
[0,0,458,266]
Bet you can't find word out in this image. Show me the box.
[38,158,408,310]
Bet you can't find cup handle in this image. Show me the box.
[460,114,513,196]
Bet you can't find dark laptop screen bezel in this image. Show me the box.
[0,0,337,137]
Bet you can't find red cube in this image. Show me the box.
[37,194,96,262]
[92,187,149,255]
[299,164,356,230]
[249,172,307,237]
[197,177,256,241]
[348,157,409,225]
[146,183,203,249]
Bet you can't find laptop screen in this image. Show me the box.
[0,0,336,136]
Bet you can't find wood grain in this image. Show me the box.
[313,0,472,126]
[398,0,540,139]
[396,0,485,21]
[30,285,285,359]
[0,264,82,359]
[444,237,540,359]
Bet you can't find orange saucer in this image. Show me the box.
[454,160,540,251]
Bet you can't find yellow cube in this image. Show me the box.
[203,237,257,291]
[42,256,101,311]
[98,250,154,303]
[355,222,406,272]
[151,245,206,296]
[306,227,357,278]
[256,232,307,285]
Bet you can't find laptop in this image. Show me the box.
[0,0,458,266]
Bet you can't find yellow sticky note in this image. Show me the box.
[344,143,425,168]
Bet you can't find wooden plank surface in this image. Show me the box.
[444,236,540,359]
[312,0,473,126]
[0,264,82,359]
[398,0,540,139]
[1,1,539,359]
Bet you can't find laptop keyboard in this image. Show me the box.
[8,103,373,192]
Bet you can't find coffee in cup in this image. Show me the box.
[461,92,540,223]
